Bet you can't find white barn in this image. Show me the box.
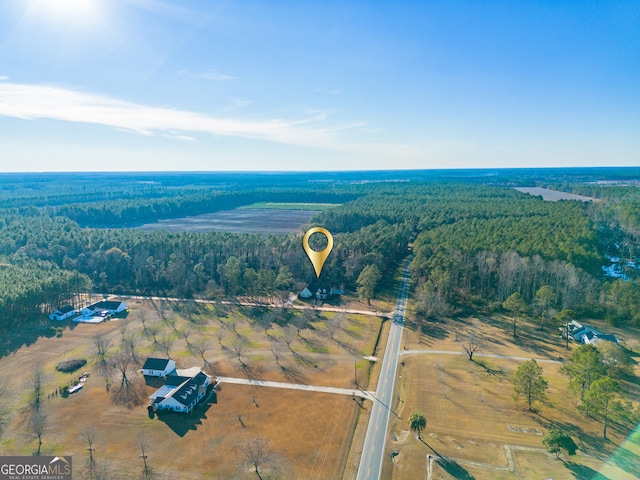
[49,306,75,321]
[141,358,176,377]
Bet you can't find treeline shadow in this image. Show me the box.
[0,323,57,358]
[532,414,609,461]
[564,462,610,480]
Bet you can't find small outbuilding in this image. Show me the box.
[49,306,76,321]
[141,358,176,377]
[299,287,313,299]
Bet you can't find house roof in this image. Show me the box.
[87,300,125,311]
[571,326,603,341]
[142,358,172,371]
[170,372,209,406]
[54,306,74,314]
[164,375,191,386]
[593,334,618,343]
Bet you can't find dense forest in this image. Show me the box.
[2,169,640,333]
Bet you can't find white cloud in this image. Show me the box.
[0,82,411,156]
[163,133,197,142]
[0,76,9,81]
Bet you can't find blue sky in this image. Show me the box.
[0,0,638,172]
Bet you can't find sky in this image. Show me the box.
[0,0,638,172]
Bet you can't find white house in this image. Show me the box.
[49,306,75,321]
[149,371,211,414]
[81,300,127,317]
[141,358,176,377]
[316,288,328,300]
[299,287,312,299]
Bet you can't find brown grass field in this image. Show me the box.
[0,298,385,479]
[383,312,640,480]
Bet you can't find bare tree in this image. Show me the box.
[138,310,148,331]
[136,432,154,480]
[269,340,287,367]
[255,313,275,336]
[282,326,296,350]
[216,328,225,346]
[177,326,192,349]
[112,350,141,406]
[92,334,113,377]
[83,426,97,480]
[30,409,48,456]
[190,338,213,368]
[242,437,273,480]
[145,321,161,348]
[292,310,313,336]
[28,367,46,414]
[121,332,143,367]
[164,311,177,332]
[325,315,343,340]
[157,335,174,359]
[232,338,249,367]
[462,334,482,361]
[118,321,129,341]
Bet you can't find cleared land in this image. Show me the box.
[514,187,600,203]
[0,299,385,479]
[239,202,341,211]
[382,313,640,480]
[136,208,319,234]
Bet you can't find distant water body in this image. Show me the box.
[135,208,318,235]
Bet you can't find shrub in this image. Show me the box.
[56,358,87,373]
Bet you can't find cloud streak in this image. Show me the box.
[0,82,366,150]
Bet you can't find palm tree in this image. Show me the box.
[409,411,427,440]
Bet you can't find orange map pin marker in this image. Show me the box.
[302,227,334,278]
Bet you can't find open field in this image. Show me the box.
[383,313,640,480]
[0,299,385,479]
[239,202,341,211]
[136,208,319,234]
[514,187,600,203]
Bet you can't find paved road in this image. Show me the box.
[400,350,562,364]
[217,376,375,398]
[356,257,412,480]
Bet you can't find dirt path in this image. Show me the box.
[217,376,375,398]
[92,292,392,318]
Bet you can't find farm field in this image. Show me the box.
[0,298,386,479]
[135,207,319,234]
[514,187,600,203]
[382,313,640,480]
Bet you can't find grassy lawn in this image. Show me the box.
[383,313,640,480]
[0,298,383,479]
